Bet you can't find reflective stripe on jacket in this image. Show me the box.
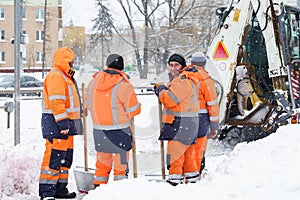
[159,73,199,124]
[42,69,81,121]
[87,68,141,130]
[182,65,220,131]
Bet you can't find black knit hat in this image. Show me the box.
[106,54,124,71]
[168,53,186,67]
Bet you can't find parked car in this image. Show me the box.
[0,74,43,97]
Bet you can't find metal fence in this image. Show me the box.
[0,86,154,97]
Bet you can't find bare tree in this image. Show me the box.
[132,0,166,76]
[188,1,223,51]
[131,0,165,77]
[26,44,35,69]
[158,0,196,71]
[114,0,145,78]
[95,0,226,77]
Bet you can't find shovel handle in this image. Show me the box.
[82,83,88,172]
[158,100,166,179]
[130,118,138,178]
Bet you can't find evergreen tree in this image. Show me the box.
[90,0,114,68]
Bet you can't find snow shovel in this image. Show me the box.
[74,83,95,193]
[152,82,166,180]
[158,100,166,179]
[130,118,138,178]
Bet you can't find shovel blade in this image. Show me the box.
[74,166,95,193]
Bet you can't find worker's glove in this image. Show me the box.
[207,129,218,139]
[154,83,167,96]
[57,118,71,135]
[60,129,69,135]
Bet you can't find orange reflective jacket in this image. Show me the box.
[87,68,141,130]
[42,47,81,122]
[158,73,199,124]
[182,65,220,130]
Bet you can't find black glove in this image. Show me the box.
[57,118,71,135]
[154,84,167,96]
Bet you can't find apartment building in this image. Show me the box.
[0,0,62,71]
[63,26,85,68]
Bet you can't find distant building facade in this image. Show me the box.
[0,0,62,71]
[63,26,86,68]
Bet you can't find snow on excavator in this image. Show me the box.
[205,0,300,146]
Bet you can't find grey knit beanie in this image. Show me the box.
[191,52,206,67]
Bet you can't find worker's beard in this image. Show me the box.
[170,70,180,79]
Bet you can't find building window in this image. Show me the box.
[22,8,26,19]
[36,9,44,21]
[36,30,44,41]
[58,7,62,19]
[36,51,44,63]
[20,51,27,62]
[0,8,4,19]
[0,30,5,41]
[0,51,5,63]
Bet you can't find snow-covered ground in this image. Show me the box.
[0,73,300,200]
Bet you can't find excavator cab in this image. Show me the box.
[282,5,300,108]
[246,5,300,102]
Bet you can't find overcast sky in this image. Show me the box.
[63,0,149,33]
[62,0,299,34]
[62,0,98,32]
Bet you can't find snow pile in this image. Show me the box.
[0,144,41,199]
[203,125,300,199]
[83,125,300,200]
[1,97,300,199]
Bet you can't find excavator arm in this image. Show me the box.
[206,0,300,146]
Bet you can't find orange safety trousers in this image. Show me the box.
[194,136,208,173]
[167,140,197,175]
[39,136,74,196]
[93,151,129,185]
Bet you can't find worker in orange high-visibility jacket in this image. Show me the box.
[39,47,83,200]
[182,52,220,176]
[154,53,199,186]
[86,54,141,188]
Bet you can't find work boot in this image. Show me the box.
[166,179,183,186]
[40,197,55,200]
[167,174,184,186]
[54,192,76,199]
[166,177,184,186]
[185,173,200,184]
[92,184,99,190]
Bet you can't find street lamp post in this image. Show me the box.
[42,0,47,79]
[13,0,22,145]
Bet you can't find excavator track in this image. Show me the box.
[218,125,278,147]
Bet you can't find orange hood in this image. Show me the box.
[53,47,75,77]
[96,68,130,91]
